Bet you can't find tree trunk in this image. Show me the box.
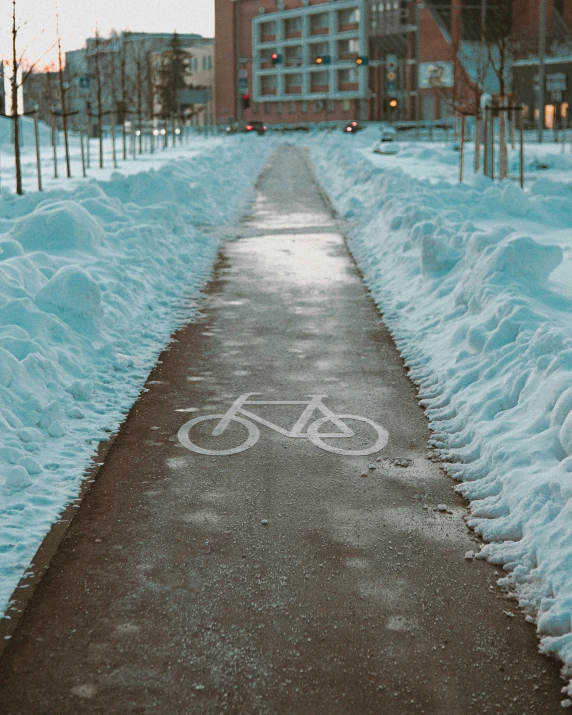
[474,114,481,172]
[499,97,508,180]
[12,0,22,195]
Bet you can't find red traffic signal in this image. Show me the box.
[241,93,250,109]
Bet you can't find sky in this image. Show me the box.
[1,0,214,72]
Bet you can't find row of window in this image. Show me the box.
[258,38,360,65]
[260,67,359,93]
[196,55,213,71]
[251,98,354,114]
[259,8,360,41]
[154,55,213,72]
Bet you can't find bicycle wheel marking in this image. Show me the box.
[177,393,389,457]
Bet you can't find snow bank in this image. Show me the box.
[0,115,52,149]
[310,135,572,680]
[0,136,272,614]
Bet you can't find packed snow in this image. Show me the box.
[0,133,273,614]
[309,127,572,682]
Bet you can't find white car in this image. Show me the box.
[373,127,399,155]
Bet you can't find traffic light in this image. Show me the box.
[241,93,250,110]
[315,55,331,65]
[355,56,369,66]
[270,53,282,65]
[386,55,398,110]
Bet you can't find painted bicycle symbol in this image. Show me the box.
[177,393,389,456]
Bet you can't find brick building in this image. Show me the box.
[215,0,572,126]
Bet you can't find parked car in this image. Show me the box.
[245,121,267,135]
[343,120,364,134]
[373,126,399,155]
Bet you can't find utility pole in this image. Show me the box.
[538,0,546,143]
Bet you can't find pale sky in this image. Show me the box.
[1,0,214,72]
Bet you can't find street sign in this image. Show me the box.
[238,69,248,80]
[78,75,90,95]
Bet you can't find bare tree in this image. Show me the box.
[91,30,105,168]
[457,5,493,172]
[128,37,152,154]
[56,3,71,177]
[10,0,57,194]
[485,4,535,178]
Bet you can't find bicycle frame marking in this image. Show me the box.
[177,393,389,457]
[211,393,353,439]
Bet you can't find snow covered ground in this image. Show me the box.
[0,129,273,615]
[0,115,220,195]
[309,128,572,687]
[4,115,572,689]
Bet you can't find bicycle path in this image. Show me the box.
[0,146,564,714]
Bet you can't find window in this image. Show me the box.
[284,45,302,64]
[338,7,360,26]
[327,100,335,112]
[264,103,272,114]
[277,101,283,114]
[208,55,212,70]
[289,101,296,113]
[202,56,207,70]
[284,16,302,35]
[338,67,358,84]
[261,75,277,94]
[342,99,350,111]
[260,21,277,40]
[309,42,329,61]
[337,38,360,57]
[310,13,329,31]
[285,72,302,89]
[310,70,328,92]
[311,70,328,85]
[301,101,308,113]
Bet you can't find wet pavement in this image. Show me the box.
[0,147,565,714]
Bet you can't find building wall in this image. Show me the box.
[214,0,236,123]
[151,44,214,125]
[215,0,571,125]
[216,0,367,125]
[65,32,212,132]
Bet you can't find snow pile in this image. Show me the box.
[0,115,52,149]
[310,136,572,677]
[0,136,272,614]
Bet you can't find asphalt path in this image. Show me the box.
[0,146,565,714]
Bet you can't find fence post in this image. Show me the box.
[52,124,58,179]
[79,123,87,178]
[490,108,495,180]
[483,107,489,177]
[33,110,42,192]
[519,105,525,188]
[110,114,118,169]
[459,115,466,183]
